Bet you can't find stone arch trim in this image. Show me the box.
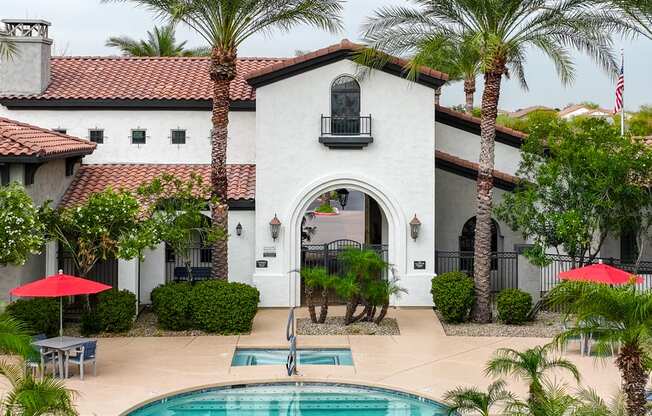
[285,173,408,306]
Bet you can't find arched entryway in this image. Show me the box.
[286,175,406,307]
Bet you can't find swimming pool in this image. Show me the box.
[127,383,449,415]
[231,348,354,366]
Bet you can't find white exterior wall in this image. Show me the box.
[0,108,256,165]
[228,211,256,285]
[139,243,166,304]
[435,122,522,176]
[253,60,436,307]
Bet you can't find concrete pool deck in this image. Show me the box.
[55,307,619,415]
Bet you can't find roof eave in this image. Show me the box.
[0,149,94,163]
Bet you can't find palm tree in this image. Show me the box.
[0,25,17,60]
[485,345,580,408]
[605,0,652,39]
[505,382,579,416]
[443,380,515,415]
[106,0,344,279]
[362,0,621,323]
[548,281,652,416]
[106,24,209,56]
[412,34,481,112]
[573,387,627,416]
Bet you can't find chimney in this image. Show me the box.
[0,19,52,95]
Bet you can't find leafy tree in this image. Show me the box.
[362,0,621,323]
[496,118,652,266]
[496,110,560,134]
[0,183,47,266]
[628,105,652,136]
[105,0,344,280]
[485,345,580,409]
[443,380,515,415]
[106,24,209,56]
[548,281,652,416]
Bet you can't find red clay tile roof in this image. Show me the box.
[59,164,255,209]
[435,149,519,185]
[435,105,528,141]
[2,57,283,102]
[0,117,95,159]
[246,39,448,85]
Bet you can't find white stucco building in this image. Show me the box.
[2,20,643,307]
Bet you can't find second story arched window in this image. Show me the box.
[331,75,360,135]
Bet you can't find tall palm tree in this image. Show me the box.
[107,0,344,279]
[548,281,652,416]
[485,345,580,409]
[0,26,17,60]
[362,0,621,323]
[443,380,515,415]
[106,24,209,56]
[605,0,652,39]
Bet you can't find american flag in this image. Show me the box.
[614,60,624,114]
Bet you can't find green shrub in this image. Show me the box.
[431,272,475,323]
[151,282,193,330]
[6,298,59,337]
[80,309,102,336]
[97,289,137,333]
[190,280,259,334]
[496,288,532,325]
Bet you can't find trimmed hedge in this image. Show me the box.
[190,280,260,334]
[431,272,475,323]
[6,298,59,337]
[496,288,532,325]
[97,289,137,333]
[151,282,193,330]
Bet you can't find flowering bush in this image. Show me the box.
[0,183,46,266]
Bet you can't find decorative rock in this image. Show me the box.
[297,316,400,336]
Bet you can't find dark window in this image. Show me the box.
[65,158,76,176]
[331,75,361,135]
[53,128,67,134]
[0,164,9,186]
[131,130,146,144]
[89,129,104,144]
[165,243,175,263]
[171,129,186,145]
[459,217,500,270]
[621,227,639,263]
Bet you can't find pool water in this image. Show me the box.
[231,348,354,366]
[128,383,449,415]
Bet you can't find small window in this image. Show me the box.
[89,129,104,144]
[131,129,146,145]
[53,128,67,134]
[171,129,186,145]
[0,164,9,186]
[165,243,175,263]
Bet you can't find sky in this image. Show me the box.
[3,0,651,112]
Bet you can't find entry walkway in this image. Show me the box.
[57,307,619,415]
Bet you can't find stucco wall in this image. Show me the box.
[27,159,77,206]
[435,168,525,253]
[0,108,256,165]
[228,211,256,285]
[435,122,522,176]
[253,59,436,307]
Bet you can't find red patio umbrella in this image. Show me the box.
[10,270,112,337]
[559,262,643,285]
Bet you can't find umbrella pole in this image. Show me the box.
[59,297,63,339]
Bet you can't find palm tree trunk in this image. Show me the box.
[463,78,476,113]
[374,302,389,325]
[209,47,237,280]
[318,288,329,323]
[305,287,317,323]
[471,61,504,323]
[616,343,648,416]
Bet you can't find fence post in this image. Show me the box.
[514,244,541,303]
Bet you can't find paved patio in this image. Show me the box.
[57,307,619,415]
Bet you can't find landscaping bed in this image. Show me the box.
[435,309,564,338]
[297,316,400,335]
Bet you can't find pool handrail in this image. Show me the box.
[286,307,297,376]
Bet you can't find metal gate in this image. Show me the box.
[57,244,118,288]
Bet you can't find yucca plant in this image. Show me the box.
[444,380,515,415]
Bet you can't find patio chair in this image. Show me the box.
[561,321,590,356]
[66,340,97,380]
[26,334,59,378]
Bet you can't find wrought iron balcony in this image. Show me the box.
[319,115,373,149]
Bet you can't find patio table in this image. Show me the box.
[33,336,92,378]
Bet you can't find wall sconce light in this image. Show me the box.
[336,188,350,209]
[235,222,243,236]
[270,214,281,241]
[410,214,421,241]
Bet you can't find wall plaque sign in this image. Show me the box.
[256,260,268,268]
[414,261,426,270]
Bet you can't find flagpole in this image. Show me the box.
[620,49,625,136]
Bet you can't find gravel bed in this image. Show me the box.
[436,310,564,338]
[297,316,400,336]
[63,309,223,338]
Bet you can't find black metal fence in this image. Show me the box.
[540,254,652,295]
[301,239,388,276]
[321,115,372,136]
[434,251,519,292]
[57,246,118,288]
[165,244,213,283]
